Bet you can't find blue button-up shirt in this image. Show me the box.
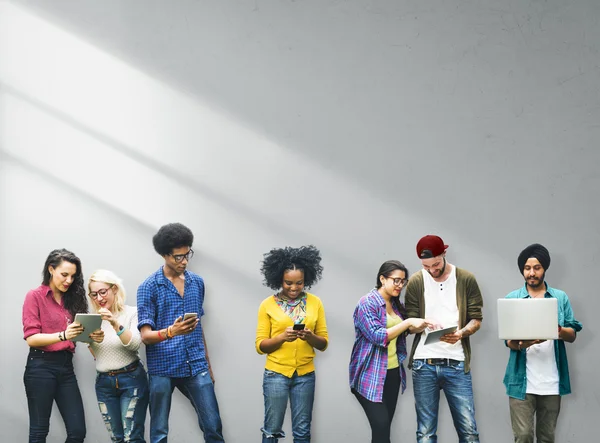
[137,267,207,377]
[503,283,582,399]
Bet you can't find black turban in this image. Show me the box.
[518,243,551,272]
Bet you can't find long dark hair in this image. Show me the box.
[42,249,88,318]
[375,260,409,318]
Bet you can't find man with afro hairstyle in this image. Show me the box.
[137,222,225,443]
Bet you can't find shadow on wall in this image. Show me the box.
[8,0,600,260]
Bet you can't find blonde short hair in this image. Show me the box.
[87,269,126,314]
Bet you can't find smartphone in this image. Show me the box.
[293,324,305,330]
[183,313,198,321]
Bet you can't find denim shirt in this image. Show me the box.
[503,283,582,399]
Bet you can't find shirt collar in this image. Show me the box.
[520,281,554,298]
[369,288,386,307]
[155,267,189,286]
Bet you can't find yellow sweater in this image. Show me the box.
[255,292,328,377]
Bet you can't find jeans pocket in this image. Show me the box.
[264,369,278,377]
[452,361,465,371]
[412,360,424,371]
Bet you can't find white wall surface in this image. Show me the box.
[1,1,598,442]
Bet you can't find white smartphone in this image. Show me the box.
[183,313,198,321]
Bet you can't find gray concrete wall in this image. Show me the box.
[1,1,597,441]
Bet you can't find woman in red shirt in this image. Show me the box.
[22,249,102,443]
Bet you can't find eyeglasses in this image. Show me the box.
[89,285,113,299]
[170,249,194,263]
[386,277,408,286]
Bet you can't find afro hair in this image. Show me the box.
[260,245,323,290]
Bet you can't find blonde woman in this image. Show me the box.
[88,270,149,443]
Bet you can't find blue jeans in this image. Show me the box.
[23,349,86,443]
[95,362,149,443]
[262,370,315,443]
[148,371,224,443]
[412,359,479,443]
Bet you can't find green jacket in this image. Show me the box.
[405,267,483,373]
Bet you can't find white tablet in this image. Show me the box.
[423,325,458,345]
[497,298,558,340]
[73,314,102,343]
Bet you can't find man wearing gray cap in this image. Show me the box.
[405,235,483,443]
[503,243,582,443]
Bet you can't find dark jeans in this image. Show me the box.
[352,368,401,443]
[23,348,86,443]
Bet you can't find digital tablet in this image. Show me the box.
[423,326,458,345]
[73,314,102,343]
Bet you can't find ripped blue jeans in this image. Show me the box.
[412,359,479,442]
[262,370,315,443]
[95,363,149,443]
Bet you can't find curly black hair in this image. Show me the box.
[260,245,323,290]
[42,249,88,318]
[152,223,194,256]
[375,260,409,319]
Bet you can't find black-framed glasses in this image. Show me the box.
[387,277,408,286]
[170,249,194,263]
[89,285,113,299]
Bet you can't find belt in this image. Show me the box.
[417,358,462,366]
[102,360,139,376]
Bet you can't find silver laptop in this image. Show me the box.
[497,298,559,340]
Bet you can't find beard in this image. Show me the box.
[525,271,545,289]
[428,258,446,278]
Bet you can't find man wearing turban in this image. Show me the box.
[503,243,582,443]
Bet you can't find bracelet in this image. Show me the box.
[157,329,165,341]
[166,326,174,339]
[59,330,65,341]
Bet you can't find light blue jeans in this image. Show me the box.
[412,359,479,442]
[148,371,224,443]
[261,370,315,443]
[95,363,149,443]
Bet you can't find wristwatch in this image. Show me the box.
[116,324,125,336]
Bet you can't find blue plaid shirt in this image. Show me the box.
[137,267,208,377]
[349,289,407,402]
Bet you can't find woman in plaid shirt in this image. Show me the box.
[349,260,432,443]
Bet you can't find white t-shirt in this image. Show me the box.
[413,267,465,361]
[89,305,143,372]
[526,340,560,395]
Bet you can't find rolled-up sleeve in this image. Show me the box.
[561,294,582,332]
[22,290,41,339]
[137,281,156,330]
[354,297,387,347]
[466,274,484,321]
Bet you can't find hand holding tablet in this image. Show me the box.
[72,314,103,343]
[424,325,459,345]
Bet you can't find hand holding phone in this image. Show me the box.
[183,313,198,321]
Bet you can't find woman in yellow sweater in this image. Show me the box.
[255,245,328,443]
